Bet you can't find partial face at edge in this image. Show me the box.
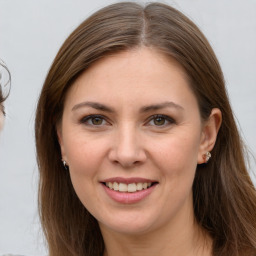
[57,48,220,235]
[0,103,4,131]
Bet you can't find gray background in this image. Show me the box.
[0,0,255,255]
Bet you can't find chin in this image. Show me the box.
[98,211,160,236]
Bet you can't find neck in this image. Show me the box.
[100,205,212,256]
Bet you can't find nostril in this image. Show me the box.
[112,160,120,165]
[110,158,143,168]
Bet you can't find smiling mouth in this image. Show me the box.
[103,182,157,193]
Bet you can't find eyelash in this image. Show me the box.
[146,114,176,127]
[80,114,176,127]
[80,114,109,126]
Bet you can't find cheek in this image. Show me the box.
[65,137,103,204]
[148,130,201,197]
[64,132,108,177]
[152,132,200,170]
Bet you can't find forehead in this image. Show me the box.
[81,48,188,84]
[64,47,198,111]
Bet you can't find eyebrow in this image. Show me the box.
[72,101,114,112]
[72,101,184,113]
[140,101,184,112]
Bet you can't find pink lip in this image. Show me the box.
[102,177,157,184]
[101,183,157,204]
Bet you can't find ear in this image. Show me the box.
[56,123,67,162]
[197,108,222,164]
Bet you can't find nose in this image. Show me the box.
[108,124,147,168]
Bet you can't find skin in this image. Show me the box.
[0,104,4,131]
[58,47,222,256]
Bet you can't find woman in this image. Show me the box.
[0,60,10,131]
[35,2,256,256]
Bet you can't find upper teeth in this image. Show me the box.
[105,182,152,193]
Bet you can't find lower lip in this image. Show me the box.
[102,183,156,204]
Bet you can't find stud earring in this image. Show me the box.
[205,152,211,163]
[62,159,69,170]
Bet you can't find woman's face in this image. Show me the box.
[58,48,210,235]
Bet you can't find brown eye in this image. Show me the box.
[81,115,108,126]
[91,117,103,125]
[153,117,166,126]
[147,114,175,127]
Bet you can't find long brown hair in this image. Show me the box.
[35,2,256,256]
